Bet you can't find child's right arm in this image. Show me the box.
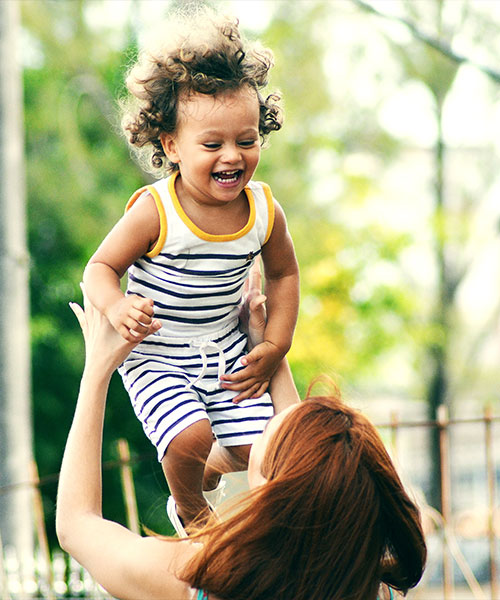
[83,193,161,343]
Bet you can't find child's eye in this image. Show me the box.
[203,143,221,150]
[238,140,257,148]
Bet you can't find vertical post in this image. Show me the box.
[437,404,453,599]
[0,531,10,600]
[389,410,399,460]
[0,0,34,564]
[30,461,55,600]
[484,406,498,600]
[117,439,140,535]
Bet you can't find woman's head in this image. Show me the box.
[121,9,282,175]
[257,393,426,594]
[185,391,426,600]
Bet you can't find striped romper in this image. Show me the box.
[118,172,275,461]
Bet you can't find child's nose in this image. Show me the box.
[221,144,242,163]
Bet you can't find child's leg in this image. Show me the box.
[203,443,251,491]
[161,419,214,526]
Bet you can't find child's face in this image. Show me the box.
[161,86,261,206]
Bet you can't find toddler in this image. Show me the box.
[83,9,299,533]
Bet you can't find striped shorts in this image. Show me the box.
[118,323,274,461]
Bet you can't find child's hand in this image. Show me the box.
[106,294,159,343]
[221,340,283,403]
[70,284,161,373]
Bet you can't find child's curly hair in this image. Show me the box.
[121,9,283,175]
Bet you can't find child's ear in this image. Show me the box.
[160,133,179,164]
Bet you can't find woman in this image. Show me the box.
[56,285,426,600]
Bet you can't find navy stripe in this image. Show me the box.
[153,300,240,313]
[135,261,240,289]
[137,338,191,349]
[214,324,243,343]
[133,374,185,399]
[211,416,269,427]
[124,358,162,377]
[139,261,250,279]
[216,429,264,439]
[130,369,182,393]
[125,344,244,368]
[137,382,192,417]
[156,407,206,444]
[129,349,237,367]
[206,402,271,411]
[157,313,230,325]
[137,323,242,351]
[157,250,261,261]
[143,393,196,423]
[129,272,243,300]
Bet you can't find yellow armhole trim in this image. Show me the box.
[168,172,256,242]
[125,185,167,258]
[262,183,275,244]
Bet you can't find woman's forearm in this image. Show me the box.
[269,358,300,412]
[56,366,111,548]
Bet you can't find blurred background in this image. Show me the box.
[1,0,500,597]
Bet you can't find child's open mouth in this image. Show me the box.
[212,170,243,185]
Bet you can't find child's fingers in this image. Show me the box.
[129,307,154,326]
[132,296,155,316]
[121,319,161,342]
[240,345,263,367]
[232,380,269,403]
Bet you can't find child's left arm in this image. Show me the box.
[222,201,299,402]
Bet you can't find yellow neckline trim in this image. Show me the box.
[125,185,167,258]
[168,172,256,242]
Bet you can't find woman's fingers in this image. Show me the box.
[248,257,262,292]
[69,302,86,333]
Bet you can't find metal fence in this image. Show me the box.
[0,405,498,599]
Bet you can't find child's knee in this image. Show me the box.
[165,419,213,462]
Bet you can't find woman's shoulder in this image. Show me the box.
[120,536,204,600]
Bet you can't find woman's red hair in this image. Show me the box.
[182,391,426,600]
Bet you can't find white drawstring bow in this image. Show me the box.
[185,339,226,392]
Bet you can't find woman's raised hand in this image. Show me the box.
[240,258,267,350]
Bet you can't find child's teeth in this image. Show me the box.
[214,170,239,182]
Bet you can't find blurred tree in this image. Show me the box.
[256,1,414,395]
[0,0,33,561]
[354,0,500,509]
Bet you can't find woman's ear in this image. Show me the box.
[160,133,179,164]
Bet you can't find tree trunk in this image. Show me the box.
[0,0,34,561]
[426,98,449,512]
